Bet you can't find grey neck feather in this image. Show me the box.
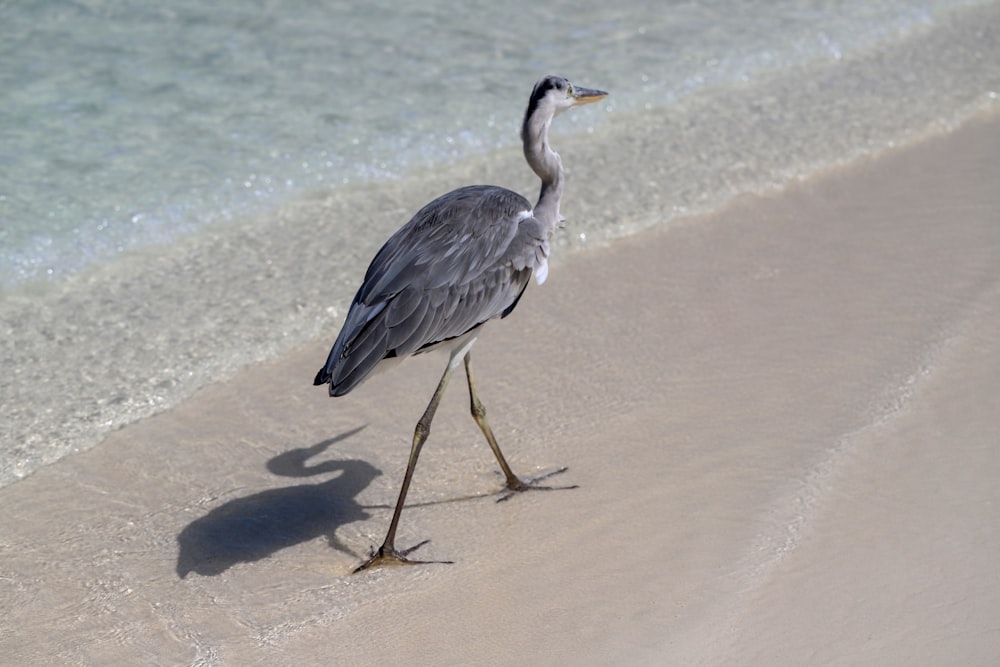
[521,107,563,235]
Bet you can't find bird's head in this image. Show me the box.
[525,75,608,121]
[521,74,608,138]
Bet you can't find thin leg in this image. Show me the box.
[354,362,456,572]
[463,351,527,490]
[463,351,575,498]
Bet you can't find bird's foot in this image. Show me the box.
[352,539,453,573]
[496,466,578,503]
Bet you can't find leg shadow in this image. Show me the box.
[176,427,379,578]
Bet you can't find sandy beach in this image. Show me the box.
[3,107,999,665]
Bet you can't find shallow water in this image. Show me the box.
[2,0,999,486]
[1,0,986,288]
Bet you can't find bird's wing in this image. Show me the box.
[315,185,549,395]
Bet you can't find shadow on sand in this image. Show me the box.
[176,427,378,578]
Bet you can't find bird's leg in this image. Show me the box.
[463,351,524,490]
[354,363,456,573]
[463,352,576,500]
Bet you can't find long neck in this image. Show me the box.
[521,110,563,235]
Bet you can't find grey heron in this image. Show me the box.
[314,75,607,571]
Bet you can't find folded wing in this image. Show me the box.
[314,185,549,396]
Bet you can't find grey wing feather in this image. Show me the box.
[314,185,548,396]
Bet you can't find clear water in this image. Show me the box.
[0,0,980,287]
[2,0,999,486]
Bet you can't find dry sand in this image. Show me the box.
[3,114,999,665]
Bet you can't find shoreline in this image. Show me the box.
[4,1,1000,488]
[2,109,999,664]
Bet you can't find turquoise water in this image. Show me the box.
[2,0,999,486]
[0,0,982,287]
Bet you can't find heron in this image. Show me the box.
[314,75,607,571]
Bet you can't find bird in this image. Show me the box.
[314,75,607,571]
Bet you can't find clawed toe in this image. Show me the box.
[353,539,453,573]
[497,466,578,503]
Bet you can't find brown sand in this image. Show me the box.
[2,114,999,665]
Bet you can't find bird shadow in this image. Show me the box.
[175,426,379,578]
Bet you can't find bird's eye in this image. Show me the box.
[567,84,574,96]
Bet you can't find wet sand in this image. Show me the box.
[2,113,999,665]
